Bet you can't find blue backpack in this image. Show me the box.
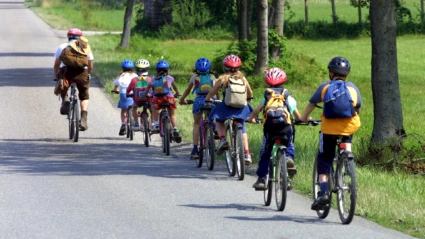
[191,74,213,95]
[152,75,170,96]
[323,80,355,118]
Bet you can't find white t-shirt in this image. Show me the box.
[54,41,94,68]
[114,72,138,94]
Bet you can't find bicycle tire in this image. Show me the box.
[235,128,245,181]
[264,160,273,206]
[336,157,357,224]
[73,100,79,142]
[68,101,74,140]
[129,110,134,141]
[126,112,130,139]
[196,125,204,168]
[164,118,170,156]
[206,126,215,171]
[275,149,287,211]
[142,114,149,147]
[312,158,331,218]
[224,126,236,177]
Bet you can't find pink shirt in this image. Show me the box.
[149,75,175,98]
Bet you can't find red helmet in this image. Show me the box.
[265,67,287,86]
[67,28,83,37]
[223,54,242,68]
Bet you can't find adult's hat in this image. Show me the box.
[69,36,92,56]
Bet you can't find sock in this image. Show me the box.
[319,182,328,196]
[122,122,126,125]
[153,121,158,125]
[193,145,198,150]
[245,149,250,155]
[219,136,225,141]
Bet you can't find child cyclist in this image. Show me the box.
[247,67,299,190]
[179,58,219,159]
[113,59,138,136]
[300,56,361,210]
[145,59,182,143]
[126,59,154,131]
[204,54,254,164]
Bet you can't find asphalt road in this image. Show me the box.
[0,0,415,238]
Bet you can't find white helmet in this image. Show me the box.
[135,59,150,69]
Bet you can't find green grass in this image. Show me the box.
[30,2,425,238]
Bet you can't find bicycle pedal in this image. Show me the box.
[254,187,267,191]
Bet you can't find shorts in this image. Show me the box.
[60,67,90,100]
[118,93,134,109]
[133,101,152,109]
[192,96,216,115]
[151,96,177,110]
[317,133,353,175]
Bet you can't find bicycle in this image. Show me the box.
[262,120,321,211]
[138,101,152,147]
[158,102,181,156]
[185,100,217,170]
[112,90,133,140]
[67,82,80,142]
[312,133,357,224]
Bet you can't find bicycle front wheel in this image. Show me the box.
[206,125,215,171]
[73,101,79,142]
[264,160,273,206]
[275,149,287,211]
[224,126,236,176]
[196,125,204,168]
[163,118,170,156]
[235,128,245,181]
[336,157,357,224]
[142,114,149,147]
[312,157,331,218]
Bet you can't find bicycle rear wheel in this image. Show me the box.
[68,102,74,140]
[128,110,134,141]
[142,114,149,147]
[235,128,245,181]
[73,101,79,142]
[275,149,287,211]
[164,118,170,156]
[206,125,215,171]
[312,157,331,218]
[264,161,273,206]
[224,126,236,177]
[196,125,204,168]
[336,157,357,224]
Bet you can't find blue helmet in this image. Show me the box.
[155,60,170,70]
[195,58,211,73]
[121,59,134,70]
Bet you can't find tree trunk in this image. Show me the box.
[271,0,285,61]
[304,0,309,24]
[247,0,253,39]
[331,0,337,24]
[358,0,362,25]
[238,0,248,41]
[120,0,135,48]
[370,0,404,143]
[255,0,268,73]
[421,0,424,23]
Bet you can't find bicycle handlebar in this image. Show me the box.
[293,120,321,126]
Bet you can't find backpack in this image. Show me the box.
[192,74,213,95]
[59,38,90,68]
[152,75,170,96]
[322,80,355,118]
[134,76,150,101]
[263,88,292,125]
[224,75,247,108]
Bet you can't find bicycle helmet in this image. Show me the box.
[328,57,350,76]
[195,58,211,73]
[155,60,170,70]
[121,59,134,70]
[135,59,150,69]
[223,54,242,68]
[265,67,287,86]
[67,28,82,40]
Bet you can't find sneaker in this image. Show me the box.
[190,148,199,160]
[244,153,252,165]
[213,130,219,140]
[152,124,159,134]
[252,177,267,191]
[132,123,140,131]
[119,124,126,136]
[311,192,330,211]
[60,100,70,115]
[286,157,297,178]
[216,139,229,156]
[173,129,182,143]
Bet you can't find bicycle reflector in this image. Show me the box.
[339,143,347,149]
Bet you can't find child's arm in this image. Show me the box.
[145,84,152,96]
[300,103,316,122]
[171,82,181,96]
[126,78,136,95]
[247,102,263,123]
[205,78,222,102]
[293,108,302,120]
[179,82,194,104]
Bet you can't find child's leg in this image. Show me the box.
[193,113,202,145]
[256,134,273,178]
[285,126,295,160]
[132,105,138,123]
[216,121,226,138]
[120,109,126,124]
[168,107,177,128]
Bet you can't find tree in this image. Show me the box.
[120,0,135,48]
[255,0,268,73]
[370,0,405,143]
[270,0,285,60]
[238,0,248,41]
[304,0,309,24]
[421,0,424,22]
[330,0,337,24]
[247,0,254,39]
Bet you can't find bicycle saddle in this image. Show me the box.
[200,105,214,111]
[159,103,171,108]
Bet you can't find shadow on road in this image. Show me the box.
[0,52,54,57]
[226,215,338,224]
[0,138,212,180]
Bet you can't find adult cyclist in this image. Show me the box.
[53,28,94,131]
